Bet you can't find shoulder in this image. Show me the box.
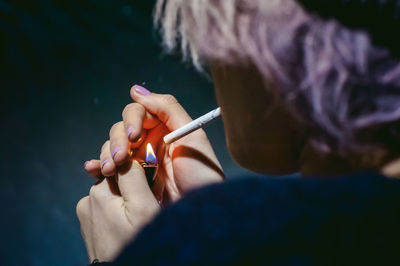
[176,172,400,215]
[115,173,400,265]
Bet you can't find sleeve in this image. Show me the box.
[110,173,400,266]
[112,177,278,265]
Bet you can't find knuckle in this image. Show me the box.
[110,121,123,137]
[122,103,145,119]
[101,140,110,153]
[160,94,178,105]
[76,196,89,218]
[89,180,109,200]
[89,185,99,198]
[122,104,130,118]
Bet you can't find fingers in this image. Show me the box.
[109,121,130,166]
[108,103,157,166]
[84,156,159,208]
[76,196,90,221]
[130,85,193,131]
[117,160,159,213]
[131,123,169,161]
[84,160,102,179]
[100,140,116,177]
[84,114,152,179]
[122,103,159,143]
[89,176,121,199]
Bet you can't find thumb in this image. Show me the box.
[117,160,159,212]
[130,85,193,131]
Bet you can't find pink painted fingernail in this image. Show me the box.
[112,146,120,159]
[126,125,133,138]
[134,85,151,96]
[101,159,109,169]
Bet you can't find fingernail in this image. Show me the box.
[84,161,89,168]
[112,146,120,159]
[101,159,109,169]
[134,85,151,96]
[126,126,133,138]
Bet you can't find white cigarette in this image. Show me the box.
[163,107,221,144]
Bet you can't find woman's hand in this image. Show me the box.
[77,86,224,261]
[76,161,160,262]
[84,85,225,203]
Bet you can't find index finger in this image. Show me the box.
[130,86,193,131]
[122,103,160,143]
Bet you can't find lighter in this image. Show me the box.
[137,143,158,187]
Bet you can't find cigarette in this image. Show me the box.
[163,107,221,144]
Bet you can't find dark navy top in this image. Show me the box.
[95,173,400,265]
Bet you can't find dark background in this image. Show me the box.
[0,0,252,265]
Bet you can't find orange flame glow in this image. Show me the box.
[145,143,157,164]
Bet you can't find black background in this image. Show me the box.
[0,1,250,265]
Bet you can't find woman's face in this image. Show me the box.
[210,62,305,175]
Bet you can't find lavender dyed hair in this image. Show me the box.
[154,0,400,156]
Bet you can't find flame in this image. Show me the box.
[145,143,157,164]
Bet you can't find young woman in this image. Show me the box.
[77,0,400,264]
